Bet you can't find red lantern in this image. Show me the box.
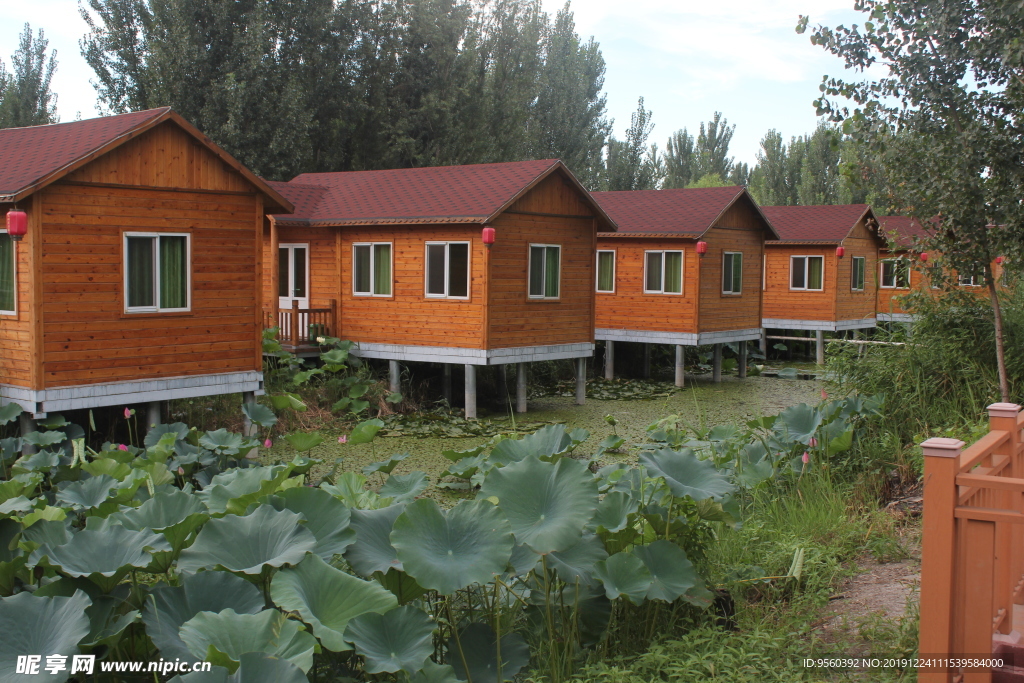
[995,256,1005,265]
[482,226,495,247]
[835,246,845,258]
[695,241,708,257]
[920,252,929,262]
[5,210,27,242]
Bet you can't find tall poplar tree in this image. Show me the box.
[0,24,59,128]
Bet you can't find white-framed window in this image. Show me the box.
[959,273,981,287]
[353,243,392,296]
[0,230,15,315]
[644,250,683,294]
[722,252,742,294]
[596,250,616,293]
[529,244,561,299]
[880,258,909,289]
[124,232,191,312]
[278,243,309,300]
[851,256,866,291]
[790,255,824,291]
[425,242,470,298]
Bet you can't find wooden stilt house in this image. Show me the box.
[0,109,292,424]
[760,205,884,363]
[876,215,930,323]
[264,159,616,417]
[589,186,778,384]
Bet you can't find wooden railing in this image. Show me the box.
[920,402,1024,682]
[265,300,337,348]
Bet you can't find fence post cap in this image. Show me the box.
[987,403,1022,419]
[921,437,965,457]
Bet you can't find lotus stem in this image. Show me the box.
[445,597,472,683]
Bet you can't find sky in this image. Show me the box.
[0,0,876,167]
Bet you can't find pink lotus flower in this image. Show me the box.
[118,444,128,451]
[338,435,348,444]
[808,437,818,448]
[802,451,810,464]
[177,467,185,475]
[264,438,272,448]
[821,389,828,400]
[124,407,131,419]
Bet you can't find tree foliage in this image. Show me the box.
[604,97,661,191]
[0,24,59,129]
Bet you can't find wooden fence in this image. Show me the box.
[919,402,1024,682]
[265,300,338,348]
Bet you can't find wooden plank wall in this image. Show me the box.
[0,197,37,388]
[762,244,837,323]
[594,237,699,333]
[876,248,922,317]
[273,225,338,311]
[835,217,880,321]
[488,172,597,347]
[697,199,767,333]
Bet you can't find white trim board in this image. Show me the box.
[594,328,763,346]
[0,371,264,418]
[877,313,915,323]
[350,342,594,365]
[762,318,877,332]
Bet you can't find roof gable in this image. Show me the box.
[590,186,777,238]
[761,204,877,243]
[878,215,930,248]
[271,159,615,229]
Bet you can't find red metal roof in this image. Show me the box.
[590,186,771,237]
[761,204,873,243]
[271,159,613,228]
[0,108,169,200]
[878,215,931,248]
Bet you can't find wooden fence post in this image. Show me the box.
[919,436,965,683]
[290,300,299,346]
[329,299,338,338]
[989,402,1024,633]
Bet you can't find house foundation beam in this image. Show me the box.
[19,413,36,455]
[389,360,400,394]
[465,364,477,419]
[442,365,452,404]
[147,400,164,433]
[604,341,614,380]
[575,358,586,405]
[738,342,748,379]
[712,343,723,383]
[816,330,825,365]
[643,344,651,379]
[516,363,527,413]
[759,329,767,354]
[674,345,685,387]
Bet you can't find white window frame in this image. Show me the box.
[528,243,562,299]
[123,232,192,313]
[789,255,824,292]
[0,230,16,315]
[643,250,684,295]
[959,273,981,287]
[595,249,616,293]
[278,243,310,300]
[352,242,393,297]
[424,241,471,299]
[851,256,866,291]
[722,251,743,295]
[880,258,910,289]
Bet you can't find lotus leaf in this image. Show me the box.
[373,567,427,604]
[0,497,32,515]
[379,471,428,503]
[632,540,699,602]
[170,652,309,683]
[345,504,406,576]
[489,424,572,466]
[829,428,854,453]
[0,519,25,595]
[391,499,513,594]
[271,553,397,652]
[0,590,91,683]
[639,448,736,501]
[176,506,316,575]
[343,605,434,673]
[80,457,132,481]
[479,456,598,554]
[145,423,190,448]
[21,431,66,448]
[441,444,486,462]
[593,552,652,605]
[283,432,323,452]
[588,491,637,533]
[12,450,59,473]
[34,525,171,592]
[197,465,294,515]
[321,472,373,508]
[277,487,355,559]
[546,533,608,585]
[178,608,315,673]
[775,403,823,444]
[21,505,67,529]
[447,623,530,683]
[269,393,307,412]
[200,429,245,455]
[0,479,30,504]
[446,454,485,479]
[241,403,277,429]
[113,490,209,571]
[411,660,465,683]
[54,475,118,510]
[508,543,541,576]
[34,577,138,649]
[0,403,21,426]
[348,418,384,444]
[143,572,264,663]
[362,451,411,477]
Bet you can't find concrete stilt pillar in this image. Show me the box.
[853,329,865,355]
[498,365,508,401]
[674,345,685,387]
[815,330,825,366]
[712,343,723,383]
[604,341,615,380]
[575,358,586,405]
[464,364,477,419]
[442,364,452,404]
[389,360,400,394]
[147,400,164,434]
[516,363,527,414]
[19,412,37,455]
[738,342,748,379]
[643,344,651,379]
[759,329,767,354]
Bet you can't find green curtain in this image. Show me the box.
[646,252,662,291]
[159,236,188,309]
[664,251,682,293]
[808,257,823,289]
[127,237,154,308]
[597,251,614,291]
[373,244,391,295]
[544,246,560,297]
[0,234,13,312]
[529,246,545,296]
[853,257,865,290]
[728,253,742,293]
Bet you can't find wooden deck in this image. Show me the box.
[266,300,337,355]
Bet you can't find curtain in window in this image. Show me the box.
[373,244,391,295]
[646,252,662,291]
[791,257,806,289]
[881,261,894,287]
[529,246,545,296]
[448,243,469,297]
[0,234,13,312]
[426,244,446,295]
[734,254,743,292]
[808,257,823,289]
[725,254,741,292]
[544,246,560,297]
[127,236,155,307]
[159,236,188,309]
[597,252,614,291]
[896,261,909,288]
[664,252,682,293]
[354,246,371,293]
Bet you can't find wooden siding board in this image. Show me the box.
[762,244,838,323]
[697,200,768,333]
